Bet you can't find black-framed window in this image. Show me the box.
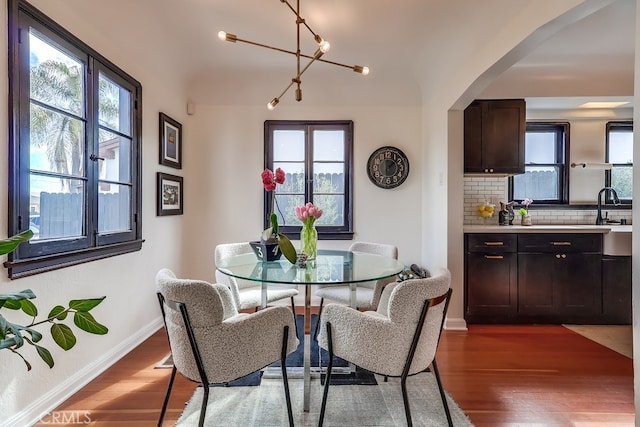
[6,0,143,278]
[264,120,353,240]
[510,122,569,204]
[605,121,633,203]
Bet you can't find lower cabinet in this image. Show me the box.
[602,256,632,324]
[465,232,628,324]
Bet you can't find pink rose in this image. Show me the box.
[261,169,274,191]
[274,168,285,185]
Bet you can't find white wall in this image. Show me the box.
[0,1,190,425]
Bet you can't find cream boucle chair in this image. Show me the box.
[317,268,453,427]
[156,269,299,427]
[214,242,299,311]
[313,241,398,337]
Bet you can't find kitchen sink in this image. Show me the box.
[603,225,632,256]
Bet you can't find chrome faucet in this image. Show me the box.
[596,187,620,225]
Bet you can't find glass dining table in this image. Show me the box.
[216,249,404,412]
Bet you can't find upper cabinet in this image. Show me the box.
[464,99,526,175]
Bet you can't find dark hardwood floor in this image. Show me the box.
[35,320,634,426]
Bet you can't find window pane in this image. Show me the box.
[608,131,633,164]
[274,194,304,227]
[525,132,556,163]
[313,163,344,194]
[30,175,84,240]
[611,166,633,199]
[99,72,131,136]
[29,31,83,117]
[314,195,344,226]
[274,130,305,161]
[99,184,130,233]
[30,104,85,177]
[513,166,559,200]
[99,130,131,183]
[313,130,345,161]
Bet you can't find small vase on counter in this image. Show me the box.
[521,214,532,226]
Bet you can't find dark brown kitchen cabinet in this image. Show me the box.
[465,234,517,322]
[517,234,602,323]
[464,99,525,175]
[602,256,632,324]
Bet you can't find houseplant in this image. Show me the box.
[518,198,533,226]
[0,230,108,370]
[295,202,323,260]
[257,168,297,264]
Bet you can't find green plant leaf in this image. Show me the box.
[69,297,106,312]
[10,349,32,371]
[35,344,54,368]
[277,233,297,264]
[51,323,76,350]
[0,230,33,255]
[19,299,38,317]
[0,289,36,301]
[48,305,68,320]
[73,312,108,335]
[2,300,21,310]
[21,326,43,343]
[270,213,279,235]
[0,337,19,349]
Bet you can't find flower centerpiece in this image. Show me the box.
[518,198,533,226]
[255,168,297,263]
[295,202,323,260]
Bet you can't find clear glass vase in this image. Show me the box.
[300,223,318,260]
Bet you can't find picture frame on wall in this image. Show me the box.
[159,112,182,169]
[157,172,184,216]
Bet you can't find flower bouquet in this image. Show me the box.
[295,202,323,259]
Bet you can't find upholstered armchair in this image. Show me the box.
[317,268,453,427]
[156,268,299,427]
[313,241,398,337]
[214,242,299,311]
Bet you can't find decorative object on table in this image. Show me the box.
[258,168,297,264]
[366,146,410,189]
[296,253,308,269]
[498,201,515,226]
[0,230,108,371]
[159,112,182,169]
[217,0,369,110]
[519,198,533,226]
[157,172,184,216]
[295,202,323,260]
[477,199,495,223]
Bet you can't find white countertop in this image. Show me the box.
[464,224,631,234]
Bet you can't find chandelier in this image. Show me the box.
[218,0,369,110]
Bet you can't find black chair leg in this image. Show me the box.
[281,326,295,427]
[432,359,453,427]
[290,296,298,339]
[158,365,177,427]
[400,375,413,427]
[198,383,209,427]
[313,298,324,340]
[318,322,333,427]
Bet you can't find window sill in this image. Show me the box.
[4,239,144,279]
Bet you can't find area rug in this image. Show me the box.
[156,315,377,386]
[563,324,633,358]
[176,374,474,426]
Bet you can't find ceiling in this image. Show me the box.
[38,0,635,109]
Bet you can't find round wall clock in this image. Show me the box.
[366,146,410,189]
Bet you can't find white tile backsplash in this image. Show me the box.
[463,177,632,225]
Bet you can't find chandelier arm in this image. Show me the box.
[232,36,365,72]
[280,0,320,41]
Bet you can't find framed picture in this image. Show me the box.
[159,112,182,169]
[157,172,184,216]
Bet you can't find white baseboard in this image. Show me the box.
[445,316,468,331]
[5,317,164,427]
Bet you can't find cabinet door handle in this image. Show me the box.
[551,241,572,246]
[484,255,504,259]
[555,254,567,259]
[484,241,504,246]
